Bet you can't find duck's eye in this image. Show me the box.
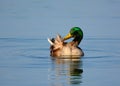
[72,31,78,36]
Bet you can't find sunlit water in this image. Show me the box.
[0,38,120,86]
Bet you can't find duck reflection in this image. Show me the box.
[49,57,83,86]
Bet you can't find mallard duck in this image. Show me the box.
[48,27,84,58]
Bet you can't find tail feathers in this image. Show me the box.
[48,38,54,45]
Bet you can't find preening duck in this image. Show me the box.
[48,27,84,58]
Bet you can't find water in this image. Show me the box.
[0,0,120,86]
[0,38,50,86]
[0,38,120,86]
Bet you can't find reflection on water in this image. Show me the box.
[49,57,83,86]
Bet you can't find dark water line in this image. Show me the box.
[0,37,120,41]
[82,55,113,59]
[0,37,46,40]
[84,38,120,41]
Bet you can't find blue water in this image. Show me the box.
[0,38,120,86]
[0,0,120,86]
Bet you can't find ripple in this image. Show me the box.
[83,55,111,59]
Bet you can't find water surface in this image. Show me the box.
[0,38,120,86]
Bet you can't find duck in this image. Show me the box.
[48,27,84,58]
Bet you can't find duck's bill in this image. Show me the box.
[63,33,72,40]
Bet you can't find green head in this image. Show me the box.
[64,27,83,41]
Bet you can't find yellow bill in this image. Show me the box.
[63,33,72,40]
